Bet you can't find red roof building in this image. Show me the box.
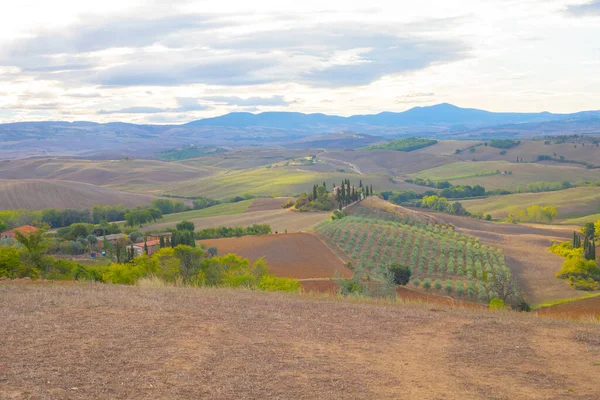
[1,225,39,240]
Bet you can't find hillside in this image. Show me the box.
[462,186,600,222]
[0,179,156,210]
[2,282,599,399]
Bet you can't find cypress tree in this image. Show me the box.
[160,235,165,248]
[171,232,176,248]
[313,184,318,200]
[370,184,373,196]
[359,180,363,189]
[143,240,148,255]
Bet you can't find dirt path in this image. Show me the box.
[1,283,599,399]
[318,150,364,175]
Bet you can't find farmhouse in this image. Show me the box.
[133,239,161,256]
[1,225,38,240]
[146,232,172,242]
[101,233,127,244]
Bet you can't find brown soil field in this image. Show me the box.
[200,233,353,279]
[142,209,329,234]
[322,149,455,176]
[244,197,291,212]
[0,178,156,210]
[456,140,600,165]
[414,208,587,305]
[536,296,600,319]
[0,158,210,187]
[2,282,599,399]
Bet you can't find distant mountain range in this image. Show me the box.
[1,103,599,158]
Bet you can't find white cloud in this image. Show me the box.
[0,0,598,123]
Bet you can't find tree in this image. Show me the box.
[483,267,520,304]
[87,234,98,252]
[14,228,48,273]
[573,231,581,248]
[159,236,165,248]
[388,263,411,285]
[176,220,195,232]
[312,185,318,201]
[583,222,596,239]
[143,240,149,255]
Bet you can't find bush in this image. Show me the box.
[455,281,464,296]
[444,280,453,294]
[489,298,505,311]
[422,278,431,290]
[434,279,442,291]
[388,263,411,286]
[412,278,421,287]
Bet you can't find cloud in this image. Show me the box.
[1,13,469,90]
[97,106,166,114]
[565,1,600,16]
[97,97,209,114]
[201,95,289,106]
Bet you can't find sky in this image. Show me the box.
[0,0,599,124]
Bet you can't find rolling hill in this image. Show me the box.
[1,104,599,158]
[0,179,156,210]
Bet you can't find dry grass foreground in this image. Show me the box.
[1,282,599,399]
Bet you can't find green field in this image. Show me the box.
[411,161,600,190]
[462,187,600,221]
[156,200,253,223]
[560,213,600,225]
[160,167,407,199]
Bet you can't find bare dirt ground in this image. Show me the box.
[0,178,156,210]
[200,233,353,279]
[245,197,291,212]
[1,282,599,400]
[415,209,587,305]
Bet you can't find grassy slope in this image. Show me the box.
[162,167,403,199]
[158,201,252,223]
[412,160,600,190]
[2,282,599,399]
[462,187,600,221]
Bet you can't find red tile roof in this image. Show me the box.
[133,239,161,248]
[1,225,39,237]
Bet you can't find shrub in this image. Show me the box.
[388,263,411,285]
[434,279,442,291]
[489,298,505,311]
[412,278,421,287]
[455,281,464,296]
[422,278,432,290]
[444,280,453,294]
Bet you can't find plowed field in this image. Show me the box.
[200,233,353,279]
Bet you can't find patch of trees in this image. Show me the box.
[489,139,521,149]
[365,137,438,152]
[192,196,220,210]
[286,180,373,212]
[0,231,300,292]
[194,224,271,240]
[0,198,191,231]
[157,145,228,161]
[417,195,467,215]
[506,205,557,223]
[380,190,468,216]
[536,154,599,169]
[551,224,599,290]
